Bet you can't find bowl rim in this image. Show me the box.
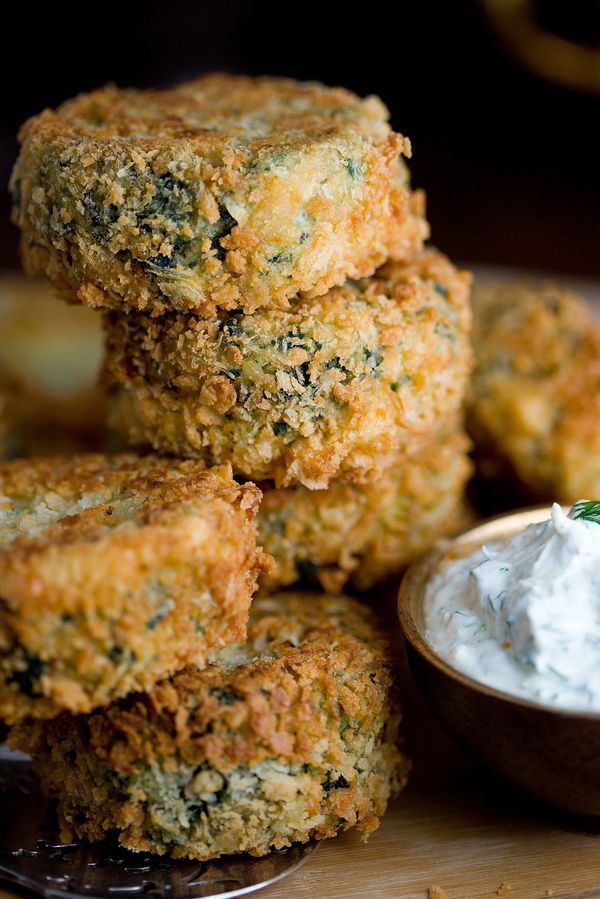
[397,504,600,721]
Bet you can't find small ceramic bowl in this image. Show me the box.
[398,507,600,816]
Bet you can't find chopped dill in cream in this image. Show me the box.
[424,503,600,711]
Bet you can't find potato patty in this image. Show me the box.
[11,592,408,860]
[469,279,600,503]
[0,273,105,457]
[257,424,472,593]
[0,454,267,722]
[11,73,427,317]
[105,249,472,488]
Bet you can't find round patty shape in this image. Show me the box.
[469,279,600,503]
[0,454,267,723]
[257,423,472,593]
[105,249,472,488]
[11,592,408,860]
[11,73,428,316]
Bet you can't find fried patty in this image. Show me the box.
[11,73,427,317]
[469,279,600,503]
[0,273,105,457]
[0,454,267,723]
[11,592,408,860]
[105,249,472,488]
[257,424,472,593]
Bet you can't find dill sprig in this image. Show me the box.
[571,500,600,525]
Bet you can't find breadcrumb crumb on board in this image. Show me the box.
[427,879,513,899]
[428,886,448,899]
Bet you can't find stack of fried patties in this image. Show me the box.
[4,74,471,860]
[12,73,473,592]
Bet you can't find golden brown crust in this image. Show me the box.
[469,279,600,502]
[0,453,268,722]
[105,249,472,488]
[257,424,472,593]
[12,592,408,860]
[12,74,427,316]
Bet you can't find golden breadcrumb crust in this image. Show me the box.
[257,423,472,593]
[12,592,409,860]
[105,249,472,488]
[0,454,268,722]
[0,273,105,457]
[469,279,600,502]
[12,73,427,316]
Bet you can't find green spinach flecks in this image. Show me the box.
[344,158,361,181]
[390,375,411,392]
[364,347,383,373]
[208,687,238,706]
[323,773,350,794]
[7,654,45,697]
[210,204,238,262]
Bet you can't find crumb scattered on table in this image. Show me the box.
[497,883,511,897]
[428,885,448,899]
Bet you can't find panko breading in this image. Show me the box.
[0,454,267,723]
[11,74,427,317]
[0,273,105,457]
[257,424,472,593]
[469,279,600,503]
[11,592,409,860]
[104,249,472,488]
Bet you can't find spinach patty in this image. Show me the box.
[11,592,408,860]
[11,74,427,316]
[105,249,472,487]
[0,454,267,722]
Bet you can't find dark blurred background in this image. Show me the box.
[1,0,598,275]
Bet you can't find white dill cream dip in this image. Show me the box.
[424,502,600,711]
